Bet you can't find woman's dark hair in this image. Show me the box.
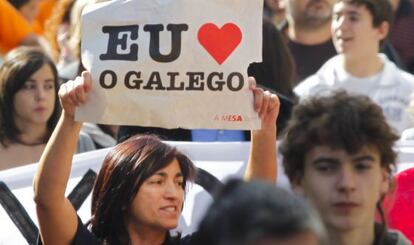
[0,47,60,147]
[90,135,196,245]
[194,179,324,245]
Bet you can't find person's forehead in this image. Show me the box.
[305,145,380,161]
[333,1,370,15]
[153,158,183,175]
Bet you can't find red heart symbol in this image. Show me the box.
[198,23,242,65]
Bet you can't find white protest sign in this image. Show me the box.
[78,0,263,129]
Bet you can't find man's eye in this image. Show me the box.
[316,164,336,173]
[355,163,371,171]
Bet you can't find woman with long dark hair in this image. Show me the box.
[33,71,280,245]
[0,47,60,170]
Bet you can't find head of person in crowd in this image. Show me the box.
[0,47,60,148]
[265,0,285,15]
[52,0,108,81]
[285,0,335,31]
[43,0,77,64]
[264,0,286,26]
[280,91,402,244]
[68,0,108,68]
[89,134,196,244]
[331,0,393,57]
[194,179,325,245]
[7,0,40,23]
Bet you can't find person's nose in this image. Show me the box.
[164,181,180,200]
[35,86,46,101]
[336,166,356,193]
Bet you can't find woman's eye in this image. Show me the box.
[45,83,55,90]
[22,83,36,90]
[177,180,184,187]
[150,179,163,185]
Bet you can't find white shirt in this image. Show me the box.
[294,54,414,135]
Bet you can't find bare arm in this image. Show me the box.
[33,72,92,245]
[244,77,280,182]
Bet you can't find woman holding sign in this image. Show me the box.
[33,71,279,245]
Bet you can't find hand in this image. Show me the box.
[58,71,92,119]
[249,77,280,130]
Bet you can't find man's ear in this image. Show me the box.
[376,21,389,41]
[291,176,305,196]
[380,168,391,197]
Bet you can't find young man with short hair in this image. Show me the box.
[246,91,410,245]
[278,92,410,245]
[294,0,414,135]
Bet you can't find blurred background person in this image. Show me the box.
[35,0,56,34]
[295,0,414,135]
[281,0,404,84]
[43,0,76,73]
[389,0,414,74]
[193,179,325,245]
[7,0,43,34]
[281,0,337,83]
[0,0,40,55]
[264,0,286,28]
[0,47,93,170]
[43,0,117,148]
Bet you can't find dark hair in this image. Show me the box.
[194,179,324,245]
[280,91,399,242]
[7,0,30,10]
[280,91,398,183]
[90,135,196,245]
[336,0,394,27]
[0,47,60,147]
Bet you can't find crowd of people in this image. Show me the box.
[1,0,414,244]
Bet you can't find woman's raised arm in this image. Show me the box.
[245,77,280,182]
[33,71,92,245]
